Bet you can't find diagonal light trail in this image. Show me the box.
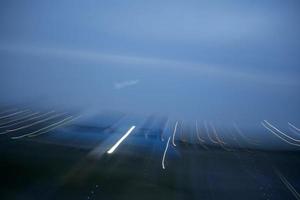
[11,115,75,139]
[28,116,78,137]
[264,120,300,143]
[6,113,66,132]
[0,112,41,127]
[288,122,300,132]
[0,108,18,115]
[0,111,55,129]
[274,167,300,200]
[0,110,30,120]
[233,123,259,145]
[261,122,300,147]
[107,126,136,154]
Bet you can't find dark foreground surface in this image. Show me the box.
[0,107,300,200]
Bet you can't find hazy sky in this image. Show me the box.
[0,0,300,123]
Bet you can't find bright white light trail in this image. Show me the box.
[107,126,136,154]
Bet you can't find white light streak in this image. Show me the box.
[0,112,40,127]
[107,126,136,154]
[264,120,300,142]
[11,115,74,139]
[7,113,66,132]
[274,167,300,200]
[162,136,171,170]
[0,110,29,120]
[288,122,300,132]
[172,121,178,146]
[28,116,78,137]
[261,122,300,147]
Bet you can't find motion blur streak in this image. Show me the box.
[0,110,29,120]
[261,121,300,147]
[288,122,300,132]
[0,111,55,129]
[0,108,17,115]
[274,167,300,200]
[162,136,171,170]
[195,120,205,142]
[264,120,300,142]
[172,121,178,147]
[28,116,79,137]
[107,126,136,154]
[204,121,218,144]
[0,112,40,127]
[233,123,260,145]
[11,115,74,139]
[6,113,66,132]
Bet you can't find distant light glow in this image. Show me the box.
[107,126,136,154]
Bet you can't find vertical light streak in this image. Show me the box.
[172,121,178,146]
[162,136,171,170]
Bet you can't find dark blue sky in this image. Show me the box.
[0,0,300,124]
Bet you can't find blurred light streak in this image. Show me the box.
[195,120,205,143]
[0,112,40,127]
[288,122,300,132]
[204,121,218,144]
[107,126,136,154]
[261,121,300,147]
[11,115,74,139]
[28,116,79,137]
[233,123,259,145]
[210,123,226,144]
[274,167,300,200]
[161,119,169,141]
[264,120,300,142]
[0,110,30,120]
[0,108,18,115]
[162,136,171,170]
[195,121,208,150]
[210,123,231,151]
[7,112,66,132]
[0,111,56,128]
[172,121,178,146]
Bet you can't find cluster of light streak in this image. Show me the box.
[0,108,78,139]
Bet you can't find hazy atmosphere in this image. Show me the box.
[1,0,300,122]
[1,1,300,199]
